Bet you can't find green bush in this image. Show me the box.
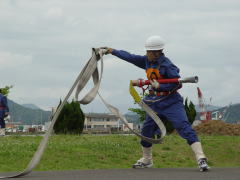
[184,97,196,125]
[53,100,85,134]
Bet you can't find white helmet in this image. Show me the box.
[145,35,165,51]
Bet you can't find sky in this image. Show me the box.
[0,0,240,113]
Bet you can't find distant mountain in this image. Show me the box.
[195,103,240,124]
[22,103,40,110]
[212,103,240,124]
[8,99,52,125]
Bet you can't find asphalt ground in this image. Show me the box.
[0,168,239,180]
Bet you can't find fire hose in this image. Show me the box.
[0,48,198,178]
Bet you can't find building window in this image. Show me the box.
[93,125,105,128]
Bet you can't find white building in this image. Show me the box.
[84,113,121,131]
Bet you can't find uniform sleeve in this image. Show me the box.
[111,49,146,69]
[156,64,181,92]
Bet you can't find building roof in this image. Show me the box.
[85,113,118,119]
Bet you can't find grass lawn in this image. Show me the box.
[0,134,239,172]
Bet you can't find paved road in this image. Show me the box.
[0,168,239,180]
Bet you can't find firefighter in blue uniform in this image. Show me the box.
[0,88,9,136]
[104,35,209,172]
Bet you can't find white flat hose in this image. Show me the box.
[0,48,166,178]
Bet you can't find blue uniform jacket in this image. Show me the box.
[0,93,9,119]
[112,49,183,109]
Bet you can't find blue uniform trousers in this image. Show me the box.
[141,93,199,147]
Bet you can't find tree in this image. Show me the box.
[0,85,13,96]
[128,108,145,122]
[53,100,85,134]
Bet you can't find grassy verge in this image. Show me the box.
[0,134,239,172]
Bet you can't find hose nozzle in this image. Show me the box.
[179,76,198,83]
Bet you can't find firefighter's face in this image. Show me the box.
[146,50,161,62]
